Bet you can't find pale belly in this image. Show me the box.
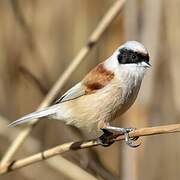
[54,79,142,133]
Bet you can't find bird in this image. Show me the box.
[9,41,151,147]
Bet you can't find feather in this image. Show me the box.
[8,104,60,127]
[55,64,114,103]
[9,63,114,127]
[55,83,85,103]
[82,63,114,94]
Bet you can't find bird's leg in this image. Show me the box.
[103,125,140,148]
[97,129,114,147]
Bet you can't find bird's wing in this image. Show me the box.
[9,63,114,127]
[55,82,85,103]
[55,63,114,104]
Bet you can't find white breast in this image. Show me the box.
[53,63,146,133]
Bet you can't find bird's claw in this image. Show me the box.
[123,128,141,148]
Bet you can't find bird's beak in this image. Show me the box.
[141,61,152,68]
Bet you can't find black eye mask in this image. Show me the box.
[117,48,149,65]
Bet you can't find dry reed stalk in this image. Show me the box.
[0,0,126,165]
[0,116,97,180]
[0,123,180,175]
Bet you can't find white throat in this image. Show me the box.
[117,63,147,85]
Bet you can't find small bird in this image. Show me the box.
[9,41,150,147]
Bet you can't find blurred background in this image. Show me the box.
[0,0,180,180]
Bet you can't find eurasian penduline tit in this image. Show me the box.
[9,41,151,147]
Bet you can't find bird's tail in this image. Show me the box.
[9,104,60,127]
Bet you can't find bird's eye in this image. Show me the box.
[132,54,137,59]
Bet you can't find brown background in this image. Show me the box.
[0,0,180,180]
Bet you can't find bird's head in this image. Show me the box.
[104,41,151,78]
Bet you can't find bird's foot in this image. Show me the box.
[97,129,114,147]
[103,126,141,148]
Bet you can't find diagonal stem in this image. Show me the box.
[1,123,180,175]
[0,0,126,165]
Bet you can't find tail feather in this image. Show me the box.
[9,104,59,127]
